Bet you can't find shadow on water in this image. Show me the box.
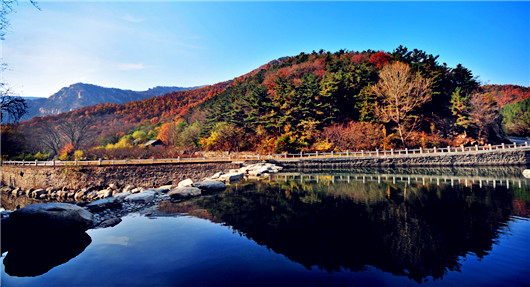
[158,166,530,283]
[2,230,92,277]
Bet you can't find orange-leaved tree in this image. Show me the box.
[372,61,432,147]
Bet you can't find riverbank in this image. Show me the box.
[0,162,240,191]
[0,162,283,228]
[278,148,530,168]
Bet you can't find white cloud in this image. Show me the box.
[117,63,146,71]
[120,14,144,23]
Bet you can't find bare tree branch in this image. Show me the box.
[58,115,93,148]
[38,122,62,156]
[372,61,432,147]
[1,86,28,123]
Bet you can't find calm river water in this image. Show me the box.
[2,167,529,286]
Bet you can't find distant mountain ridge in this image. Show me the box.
[23,83,197,120]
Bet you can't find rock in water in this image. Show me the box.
[177,178,194,187]
[168,187,201,199]
[85,197,121,212]
[6,202,94,232]
[124,190,155,203]
[191,181,226,192]
[210,172,224,179]
[219,172,244,182]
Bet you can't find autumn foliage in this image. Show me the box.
[7,46,518,159]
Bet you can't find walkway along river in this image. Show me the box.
[1,143,529,191]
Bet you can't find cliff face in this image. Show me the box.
[23,83,194,120]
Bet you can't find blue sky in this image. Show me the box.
[2,1,529,98]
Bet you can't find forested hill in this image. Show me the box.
[185,47,510,153]
[15,81,230,156]
[23,83,197,120]
[7,46,525,160]
[482,85,529,106]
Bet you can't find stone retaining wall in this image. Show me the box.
[279,149,530,168]
[1,162,240,190]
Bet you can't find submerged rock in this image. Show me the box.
[95,217,122,228]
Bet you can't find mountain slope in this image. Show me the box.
[482,84,530,107]
[23,83,196,120]
[13,47,521,158]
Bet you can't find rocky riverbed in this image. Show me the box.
[1,162,283,228]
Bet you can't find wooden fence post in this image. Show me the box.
[391,149,394,156]
[489,144,492,150]
[98,159,102,166]
[331,151,334,157]
[434,147,437,153]
[376,149,379,156]
[447,146,450,152]
[361,150,364,157]
[475,145,479,151]
[502,143,505,149]
[419,147,423,154]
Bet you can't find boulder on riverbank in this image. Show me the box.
[177,178,194,187]
[168,187,202,199]
[6,202,94,232]
[124,190,156,203]
[219,172,244,182]
[191,181,226,192]
[85,197,121,212]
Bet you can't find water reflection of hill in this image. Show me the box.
[294,166,529,179]
[158,172,529,282]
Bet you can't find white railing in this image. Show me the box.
[268,141,530,161]
[1,156,232,166]
[1,141,529,166]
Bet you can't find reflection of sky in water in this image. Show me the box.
[96,236,129,246]
[1,167,529,286]
[2,213,528,287]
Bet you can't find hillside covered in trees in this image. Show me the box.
[2,46,521,160]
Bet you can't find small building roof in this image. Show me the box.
[144,139,164,147]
